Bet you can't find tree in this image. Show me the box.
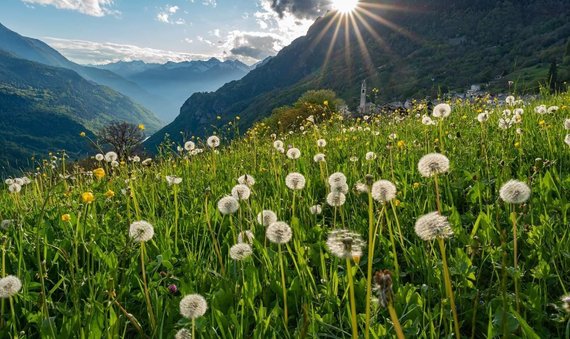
[98,121,145,159]
[548,60,558,94]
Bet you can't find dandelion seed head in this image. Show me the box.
[422,115,435,126]
[548,106,559,113]
[217,196,239,215]
[237,174,255,186]
[286,148,301,159]
[179,294,208,319]
[104,151,118,163]
[111,160,119,168]
[309,204,322,215]
[313,153,326,162]
[231,184,251,200]
[285,172,306,190]
[184,141,196,151]
[514,108,524,116]
[433,103,451,118]
[257,210,277,226]
[266,221,292,244]
[237,230,255,244]
[534,105,547,115]
[166,175,182,186]
[326,192,346,207]
[326,229,365,259]
[207,136,220,148]
[230,243,253,261]
[505,96,515,106]
[1,220,14,230]
[564,119,570,130]
[328,172,347,186]
[365,152,376,161]
[499,180,531,204]
[8,183,21,193]
[95,153,104,161]
[317,139,327,147]
[414,212,453,241]
[273,140,284,149]
[330,182,349,195]
[562,294,570,313]
[418,153,450,177]
[175,328,192,339]
[371,180,397,203]
[355,182,369,194]
[0,275,22,298]
[129,220,154,242]
[477,112,489,123]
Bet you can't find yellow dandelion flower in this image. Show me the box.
[82,192,95,204]
[105,189,115,198]
[323,100,329,106]
[394,199,401,207]
[539,120,545,126]
[397,140,405,149]
[93,168,105,179]
[413,182,420,189]
[514,142,520,148]
[79,132,86,137]
[138,124,145,130]
[61,214,71,222]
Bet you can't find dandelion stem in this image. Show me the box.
[204,196,225,275]
[173,185,179,254]
[510,208,521,314]
[140,243,156,333]
[434,174,442,214]
[387,301,405,339]
[364,191,376,339]
[278,244,288,327]
[437,238,460,339]
[346,257,358,339]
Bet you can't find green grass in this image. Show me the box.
[1,91,570,338]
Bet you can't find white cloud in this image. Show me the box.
[21,0,118,17]
[254,0,314,47]
[168,5,179,14]
[156,4,186,25]
[202,0,217,7]
[156,12,169,23]
[43,37,216,64]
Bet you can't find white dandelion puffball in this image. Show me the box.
[505,95,515,106]
[564,119,570,130]
[177,146,184,153]
[13,178,24,186]
[355,182,369,194]
[327,192,346,207]
[286,147,301,159]
[313,153,326,163]
[498,118,511,130]
[328,172,347,187]
[1,220,14,230]
[180,294,208,319]
[285,172,306,190]
[432,103,451,118]
[95,153,104,161]
[418,153,450,177]
[422,115,435,126]
[514,108,524,116]
[371,180,397,203]
[0,275,22,298]
[231,184,251,200]
[499,180,531,204]
[317,139,327,147]
[276,147,285,153]
[237,174,255,186]
[142,158,153,166]
[365,152,377,161]
[217,196,239,215]
[266,221,292,244]
[477,112,489,123]
[562,294,570,313]
[273,140,284,149]
[166,175,182,186]
[184,141,196,151]
[330,182,349,195]
[534,105,547,115]
[4,179,13,185]
[129,220,154,242]
[111,161,119,168]
[8,183,21,193]
[349,156,359,162]
[309,204,322,215]
[415,212,454,241]
[230,243,253,261]
[105,151,118,163]
[131,156,140,163]
[326,229,365,259]
[207,135,220,148]
[175,328,192,339]
[548,106,559,113]
[565,134,570,147]
[257,210,277,226]
[237,230,255,244]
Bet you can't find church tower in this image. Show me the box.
[359,80,367,113]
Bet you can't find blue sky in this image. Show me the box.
[0,0,335,65]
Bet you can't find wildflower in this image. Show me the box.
[257,210,277,226]
[166,176,182,186]
[81,192,95,203]
[326,229,365,259]
[432,103,451,118]
[4,179,13,185]
[505,96,515,106]
[276,147,285,153]
[217,196,239,215]
[565,134,570,147]
[168,284,178,294]
[105,189,115,199]
[548,106,559,113]
[0,220,14,230]
[80,131,86,137]
[184,141,195,151]
[415,212,453,241]
[95,153,104,161]
[326,192,346,207]
[273,140,284,149]
[331,182,349,195]
[365,152,376,161]
[285,172,306,190]
[422,115,435,125]
[207,136,220,148]
[317,139,327,147]
[417,153,450,177]
[266,221,292,244]
[397,140,405,149]
[355,182,369,194]
[175,329,191,339]
[237,174,255,186]
[180,294,208,319]
[313,153,326,162]
[131,156,140,162]
[562,294,570,313]
[129,220,154,242]
[477,112,489,122]
[8,183,21,193]
[61,214,71,222]
[371,180,397,203]
[142,158,153,166]
[499,118,512,129]
[237,230,255,244]
[231,184,251,200]
[286,148,301,159]
[328,172,347,186]
[349,156,359,162]
[514,108,524,116]
[534,105,547,114]
[0,275,22,298]
[564,119,570,130]
[93,168,105,179]
[373,269,394,307]
[230,243,253,260]
[413,182,420,189]
[104,151,118,163]
[499,180,531,204]
[309,204,322,215]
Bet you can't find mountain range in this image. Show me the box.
[96,58,251,122]
[145,0,570,148]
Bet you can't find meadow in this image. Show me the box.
[1,90,570,338]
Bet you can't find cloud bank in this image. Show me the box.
[22,0,118,17]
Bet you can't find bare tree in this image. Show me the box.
[98,121,145,159]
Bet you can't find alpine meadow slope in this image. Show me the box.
[145,0,570,148]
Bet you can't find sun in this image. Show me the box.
[332,0,359,14]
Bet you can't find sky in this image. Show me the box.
[0,0,338,65]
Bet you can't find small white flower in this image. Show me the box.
[166,175,182,186]
[365,152,376,161]
[286,148,301,159]
[207,136,220,148]
[129,221,154,242]
[547,106,559,113]
[349,156,359,162]
[257,210,277,226]
[313,153,326,162]
[95,153,104,161]
[432,103,451,118]
[309,204,322,215]
[111,161,119,168]
[564,119,570,130]
[105,151,118,163]
[184,141,196,151]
